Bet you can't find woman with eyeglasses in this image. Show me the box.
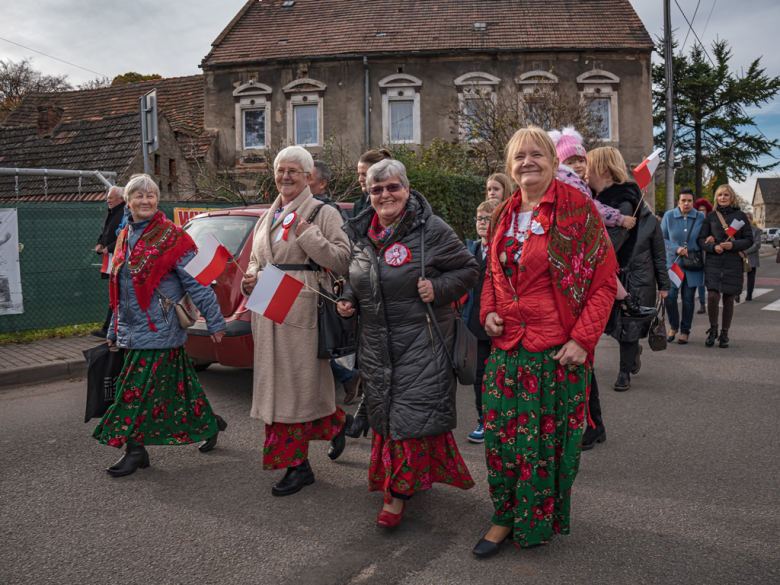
[337,159,479,529]
[240,146,352,497]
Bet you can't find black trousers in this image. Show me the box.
[619,341,639,375]
[588,371,603,429]
[101,305,113,331]
[746,267,756,296]
[473,339,492,422]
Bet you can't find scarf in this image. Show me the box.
[109,210,197,331]
[367,210,405,250]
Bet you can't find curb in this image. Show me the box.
[0,359,87,389]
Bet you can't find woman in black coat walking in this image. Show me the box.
[337,159,479,529]
[697,185,753,348]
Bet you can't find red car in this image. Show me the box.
[183,202,353,370]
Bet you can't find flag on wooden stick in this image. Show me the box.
[184,234,231,286]
[100,253,113,274]
[668,262,684,288]
[725,219,745,237]
[632,149,664,192]
[245,264,304,324]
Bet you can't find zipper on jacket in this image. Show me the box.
[158,296,170,326]
[425,313,435,353]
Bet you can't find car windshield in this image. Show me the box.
[184,215,258,257]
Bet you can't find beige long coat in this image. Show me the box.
[245,187,351,424]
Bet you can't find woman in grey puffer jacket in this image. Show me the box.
[93,174,227,477]
[337,159,479,528]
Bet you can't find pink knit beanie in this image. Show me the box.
[548,126,587,164]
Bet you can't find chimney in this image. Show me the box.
[36,105,63,136]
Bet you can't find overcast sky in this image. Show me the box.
[1,0,778,200]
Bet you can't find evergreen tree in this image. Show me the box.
[653,38,780,198]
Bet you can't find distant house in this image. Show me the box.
[752,178,780,229]
[200,0,655,190]
[0,76,213,201]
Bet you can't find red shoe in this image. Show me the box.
[377,501,406,529]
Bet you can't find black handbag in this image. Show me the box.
[82,344,125,422]
[420,219,478,386]
[678,220,704,271]
[647,299,668,352]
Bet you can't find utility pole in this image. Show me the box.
[664,0,675,210]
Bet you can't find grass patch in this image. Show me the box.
[0,322,103,345]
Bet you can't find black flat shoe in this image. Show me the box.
[631,345,642,375]
[614,371,630,392]
[745,294,752,301]
[677,334,689,345]
[198,414,228,453]
[473,530,513,558]
[581,425,606,451]
[345,398,370,439]
[107,443,149,477]
[327,414,353,460]
[718,329,729,348]
[272,460,315,497]
[666,329,677,342]
[705,325,719,347]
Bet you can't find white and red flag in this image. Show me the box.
[183,233,231,286]
[725,218,745,237]
[245,264,304,324]
[632,149,664,192]
[100,253,113,274]
[668,262,684,288]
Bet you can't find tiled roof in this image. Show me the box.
[201,0,653,67]
[755,178,780,205]
[0,114,139,201]
[1,76,214,160]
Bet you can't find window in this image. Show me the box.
[577,70,620,142]
[154,154,161,175]
[283,78,327,147]
[587,98,611,140]
[169,159,177,182]
[379,74,422,144]
[515,70,558,129]
[294,104,318,145]
[454,72,500,142]
[243,109,266,148]
[233,80,272,151]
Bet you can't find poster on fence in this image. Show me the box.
[0,209,23,315]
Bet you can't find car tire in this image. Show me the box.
[193,363,212,372]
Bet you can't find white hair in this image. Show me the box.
[274,146,314,174]
[123,174,160,201]
[108,186,124,199]
[366,159,409,189]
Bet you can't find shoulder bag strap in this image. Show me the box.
[302,203,327,273]
[420,219,456,371]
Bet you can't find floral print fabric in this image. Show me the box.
[368,431,474,503]
[92,347,218,448]
[483,344,590,547]
[263,407,347,470]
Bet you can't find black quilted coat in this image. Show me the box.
[342,191,479,440]
[697,206,753,296]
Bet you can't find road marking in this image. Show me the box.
[762,298,780,311]
[736,288,772,303]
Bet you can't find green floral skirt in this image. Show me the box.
[483,344,590,547]
[92,347,218,448]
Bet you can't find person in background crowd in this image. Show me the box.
[92,186,126,338]
[463,199,499,443]
[588,147,671,391]
[694,198,713,313]
[475,127,617,556]
[655,210,665,222]
[353,149,393,218]
[486,173,513,202]
[93,174,228,477]
[308,161,361,403]
[337,158,478,529]
[661,188,705,344]
[241,146,352,497]
[697,185,753,348]
[744,211,762,301]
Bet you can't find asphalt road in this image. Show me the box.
[2,256,779,585]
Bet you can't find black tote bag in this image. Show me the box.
[82,344,125,423]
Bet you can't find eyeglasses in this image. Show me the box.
[369,183,404,196]
[275,169,306,178]
[475,217,491,224]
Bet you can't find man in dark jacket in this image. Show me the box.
[92,186,125,338]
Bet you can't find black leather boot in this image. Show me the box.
[631,345,642,375]
[581,424,606,451]
[198,414,228,453]
[345,396,370,438]
[271,460,315,497]
[614,371,631,392]
[620,295,657,322]
[705,325,719,347]
[107,443,150,477]
[697,302,706,314]
[327,414,353,460]
[718,329,729,348]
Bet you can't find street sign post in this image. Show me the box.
[139,89,159,175]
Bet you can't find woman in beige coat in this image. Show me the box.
[241,146,352,497]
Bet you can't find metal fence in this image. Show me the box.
[0,202,235,334]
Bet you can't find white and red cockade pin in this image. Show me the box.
[276,212,297,242]
[384,243,411,267]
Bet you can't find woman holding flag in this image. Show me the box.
[697,185,753,348]
[93,174,228,477]
[240,146,352,497]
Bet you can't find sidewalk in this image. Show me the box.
[0,336,104,388]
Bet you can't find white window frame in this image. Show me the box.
[283,78,326,147]
[454,72,500,143]
[233,81,272,151]
[379,74,422,145]
[577,69,620,143]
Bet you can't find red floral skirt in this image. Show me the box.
[368,431,474,503]
[262,407,347,470]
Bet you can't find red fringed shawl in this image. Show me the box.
[109,211,197,330]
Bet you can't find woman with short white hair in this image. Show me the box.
[240,146,352,497]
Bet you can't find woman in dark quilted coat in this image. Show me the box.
[337,159,479,529]
[697,184,753,348]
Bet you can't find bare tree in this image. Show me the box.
[77,77,112,90]
[0,58,71,121]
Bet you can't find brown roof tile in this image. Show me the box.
[201,0,653,67]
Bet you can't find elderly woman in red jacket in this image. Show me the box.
[472,127,617,557]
